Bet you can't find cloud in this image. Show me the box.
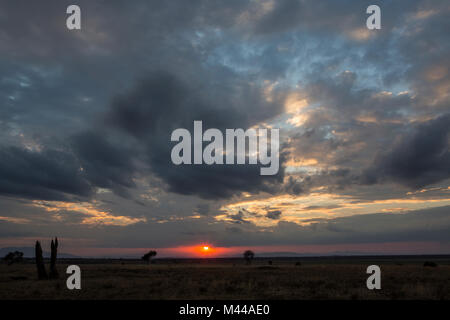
[266,210,282,220]
[0,131,142,201]
[31,200,145,226]
[366,114,450,188]
[228,210,251,224]
[302,205,342,210]
[71,131,138,198]
[107,70,287,199]
[195,204,211,216]
[0,146,92,201]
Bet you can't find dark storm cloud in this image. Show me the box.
[1,0,448,203]
[108,70,285,138]
[107,70,287,199]
[0,0,290,201]
[0,132,140,201]
[366,114,450,189]
[0,146,92,200]
[71,131,138,197]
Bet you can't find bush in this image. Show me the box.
[3,251,23,265]
[423,261,438,267]
[243,250,254,265]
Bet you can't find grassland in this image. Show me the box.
[1,257,449,300]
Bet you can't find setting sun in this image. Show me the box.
[203,246,209,251]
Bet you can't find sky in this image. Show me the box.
[0,0,449,258]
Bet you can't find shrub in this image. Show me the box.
[423,261,438,267]
[243,250,254,265]
[3,251,23,265]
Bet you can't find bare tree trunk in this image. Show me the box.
[35,241,47,280]
[49,237,59,279]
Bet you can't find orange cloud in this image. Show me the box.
[218,191,450,227]
[0,216,30,224]
[31,200,146,226]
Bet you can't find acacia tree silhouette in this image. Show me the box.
[3,251,23,265]
[243,250,255,265]
[142,250,157,264]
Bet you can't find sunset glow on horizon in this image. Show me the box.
[10,241,448,259]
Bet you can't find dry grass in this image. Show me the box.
[1,262,449,300]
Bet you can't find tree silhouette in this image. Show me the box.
[35,241,47,280]
[142,250,157,264]
[243,250,254,265]
[49,237,59,279]
[3,251,23,265]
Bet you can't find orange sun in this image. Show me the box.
[203,246,209,251]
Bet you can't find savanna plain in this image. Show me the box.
[1,256,449,300]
